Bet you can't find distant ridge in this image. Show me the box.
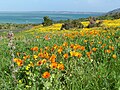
[106,8,120,15]
[103,8,120,19]
[0,11,104,14]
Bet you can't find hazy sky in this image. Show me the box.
[0,0,120,12]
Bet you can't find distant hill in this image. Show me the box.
[107,8,120,15]
[104,8,120,19]
[57,8,120,23]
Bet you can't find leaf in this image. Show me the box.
[44,81,52,88]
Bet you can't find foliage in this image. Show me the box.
[106,12,120,19]
[87,17,103,28]
[0,23,38,31]
[42,16,53,26]
[61,19,84,30]
[0,19,120,90]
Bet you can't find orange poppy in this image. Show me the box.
[23,55,30,60]
[31,46,38,51]
[37,60,42,66]
[53,44,58,49]
[45,46,49,50]
[49,54,56,63]
[38,53,44,58]
[57,63,64,70]
[86,51,92,58]
[74,52,82,58]
[44,35,50,41]
[80,46,85,51]
[58,48,62,54]
[63,42,68,47]
[76,45,81,49]
[70,51,75,57]
[101,44,106,48]
[92,48,97,52]
[13,58,19,62]
[50,62,57,69]
[70,44,74,48]
[42,72,50,79]
[63,53,69,59]
[13,58,23,66]
[105,50,111,54]
[44,51,49,59]
[16,59,23,67]
[109,46,114,51]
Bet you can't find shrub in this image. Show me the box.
[87,17,103,28]
[42,16,53,26]
[61,20,84,30]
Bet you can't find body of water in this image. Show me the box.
[0,11,104,24]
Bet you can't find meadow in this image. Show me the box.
[0,19,120,90]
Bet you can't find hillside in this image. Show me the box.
[0,18,120,90]
[105,8,120,19]
[107,8,120,15]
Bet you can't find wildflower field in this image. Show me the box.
[0,19,120,90]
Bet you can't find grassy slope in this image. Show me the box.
[0,19,120,90]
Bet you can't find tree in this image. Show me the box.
[42,16,53,26]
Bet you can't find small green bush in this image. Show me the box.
[61,20,84,30]
[42,16,53,26]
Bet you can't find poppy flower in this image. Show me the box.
[63,42,68,47]
[63,53,69,59]
[17,59,23,67]
[80,46,85,51]
[42,72,50,79]
[70,44,74,48]
[58,48,62,54]
[74,52,82,58]
[70,51,75,57]
[31,46,38,51]
[44,51,49,59]
[38,53,44,58]
[105,50,111,54]
[50,62,57,69]
[92,48,97,52]
[49,54,56,62]
[57,63,64,70]
[37,60,42,66]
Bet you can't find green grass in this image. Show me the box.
[0,25,120,90]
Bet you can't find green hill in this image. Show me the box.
[105,8,120,19]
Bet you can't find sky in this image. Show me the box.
[0,0,120,12]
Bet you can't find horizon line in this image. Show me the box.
[0,11,106,13]
[0,10,106,12]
